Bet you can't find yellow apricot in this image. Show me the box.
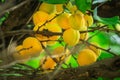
[33,24,48,41]
[86,43,101,58]
[34,33,48,41]
[52,46,65,55]
[63,28,80,46]
[57,13,71,29]
[39,2,56,14]
[47,13,57,23]
[33,11,49,25]
[80,32,88,41]
[77,49,97,66]
[22,37,43,57]
[40,46,71,70]
[52,46,71,62]
[115,23,120,31]
[70,5,77,14]
[45,23,62,41]
[56,4,63,13]
[47,41,57,46]
[41,56,57,70]
[84,14,94,27]
[79,25,88,41]
[13,45,30,61]
[69,11,86,31]
[33,23,61,46]
[76,10,84,17]
[33,23,62,41]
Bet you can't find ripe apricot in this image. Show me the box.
[45,23,62,41]
[41,56,57,70]
[69,5,77,14]
[63,28,80,46]
[33,24,48,41]
[86,43,101,58]
[13,45,30,61]
[57,13,71,29]
[40,46,71,70]
[22,37,43,57]
[33,11,49,25]
[39,2,56,14]
[47,41,57,46]
[77,49,97,66]
[115,23,120,31]
[47,13,57,23]
[79,25,88,41]
[84,14,94,27]
[56,4,63,13]
[33,22,62,46]
[52,46,71,62]
[69,10,86,31]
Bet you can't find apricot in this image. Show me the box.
[52,46,71,62]
[115,23,120,31]
[69,10,86,31]
[41,56,57,70]
[86,43,101,58]
[22,37,43,57]
[84,14,94,27]
[33,24,48,41]
[45,23,62,41]
[57,13,71,29]
[39,2,56,14]
[33,11,49,25]
[79,25,88,41]
[63,28,80,46]
[40,46,71,70]
[55,4,63,13]
[77,49,97,66]
[13,45,30,61]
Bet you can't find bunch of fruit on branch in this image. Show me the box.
[13,2,101,70]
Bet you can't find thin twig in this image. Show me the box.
[80,39,117,56]
[0,0,30,16]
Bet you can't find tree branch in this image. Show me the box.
[0,56,120,80]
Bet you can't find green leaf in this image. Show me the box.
[89,32,110,48]
[40,0,67,4]
[98,52,113,60]
[93,7,119,25]
[75,0,92,13]
[0,73,22,77]
[93,0,109,4]
[26,58,40,69]
[114,77,120,80]
[0,0,5,3]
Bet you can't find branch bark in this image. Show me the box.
[1,0,39,31]
[0,56,120,80]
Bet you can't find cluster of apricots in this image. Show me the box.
[13,2,101,70]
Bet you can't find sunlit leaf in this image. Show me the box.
[92,0,109,4]
[26,58,40,69]
[75,0,92,13]
[68,56,78,68]
[98,52,113,60]
[89,32,110,48]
